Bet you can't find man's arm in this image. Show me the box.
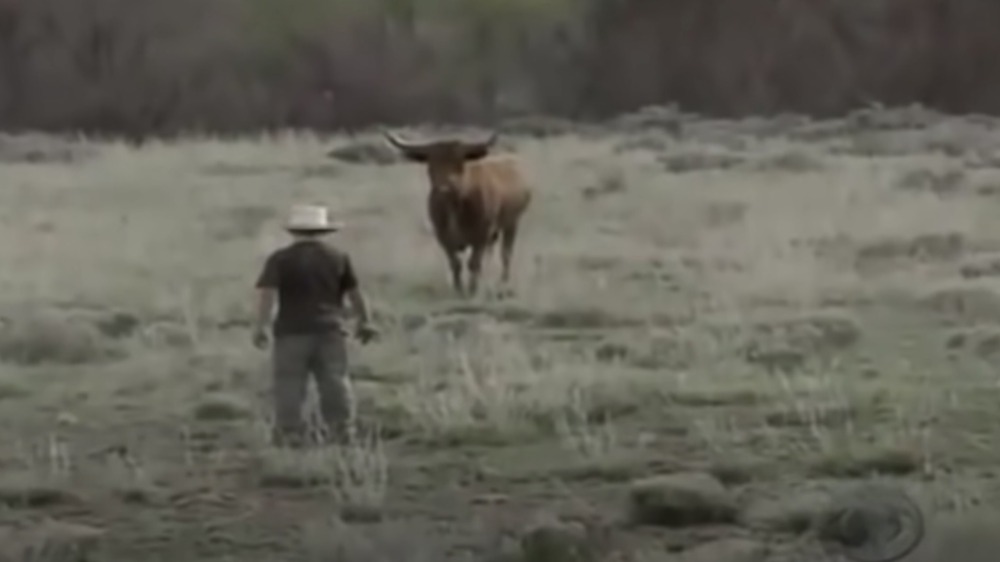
[254,288,278,332]
[253,254,280,334]
[346,286,372,327]
[340,256,373,329]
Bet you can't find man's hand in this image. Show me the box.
[252,287,277,350]
[346,288,377,345]
[252,326,271,349]
[355,322,379,345]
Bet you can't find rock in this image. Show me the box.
[741,491,832,534]
[517,519,604,562]
[813,482,926,562]
[627,472,737,526]
[472,493,509,505]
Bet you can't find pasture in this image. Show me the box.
[3,105,1000,561]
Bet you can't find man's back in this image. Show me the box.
[256,239,358,336]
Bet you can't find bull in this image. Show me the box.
[383,130,532,297]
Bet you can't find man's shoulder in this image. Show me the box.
[264,245,292,262]
[280,240,353,265]
[316,242,352,261]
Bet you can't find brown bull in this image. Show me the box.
[384,130,532,297]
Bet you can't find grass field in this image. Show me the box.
[3,105,1000,561]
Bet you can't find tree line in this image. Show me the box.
[0,0,995,139]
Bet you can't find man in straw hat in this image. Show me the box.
[252,203,379,447]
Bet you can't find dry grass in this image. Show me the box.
[2,111,1000,560]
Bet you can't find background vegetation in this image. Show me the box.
[0,0,998,138]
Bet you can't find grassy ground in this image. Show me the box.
[3,105,1000,561]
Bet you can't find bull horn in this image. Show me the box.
[467,131,499,150]
[383,130,426,151]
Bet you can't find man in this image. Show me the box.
[252,203,378,447]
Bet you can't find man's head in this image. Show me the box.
[383,131,498,195]
[284,204,341,238]
[288,230,328,241]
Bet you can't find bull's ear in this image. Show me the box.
[463,146,489,161]
[400,148,429,163]
[463,132,498,161]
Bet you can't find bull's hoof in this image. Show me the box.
[494,286,516,300]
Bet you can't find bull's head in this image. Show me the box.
[383,131,498,195]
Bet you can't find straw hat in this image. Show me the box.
[284,204,342,233]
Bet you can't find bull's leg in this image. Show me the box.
[445,249,464,296]
[466,244,486,297]
[482,231,499,264]
[499,223,520,285]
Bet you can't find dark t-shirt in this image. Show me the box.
[255,239,359,336]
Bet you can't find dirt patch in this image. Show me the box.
[855,232,965,272]
[581,168,627,201]
[0,133,97,164]
[743,347,807,373]
[789,234,855,263]
[944,325,1000,360]
[700,201,747,229]
[0,374,29,400]
[659,150,745,173]
[895,168,967,196]
[0,310,125,365]
[919,285,1000,324]
[959,255,1000,279]
[192,393,254,421]
[807,446,922,478]
[0,519,105,562]
[738,311,862,368]
[975,181,1000,197]
[666,389,762,408]
[748,150,825,173]
[530,306,645,330]
[763,403,857,429]
[593,334,698,370]
[0,472,83,508]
